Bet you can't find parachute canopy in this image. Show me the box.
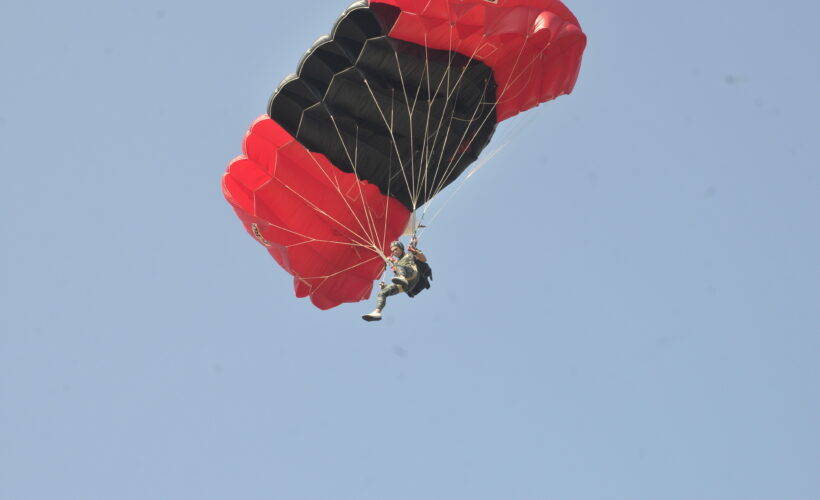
[222,0,586,309]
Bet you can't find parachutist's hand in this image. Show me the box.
[378,281,386,289]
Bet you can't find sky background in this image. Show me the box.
[2,1,819,499]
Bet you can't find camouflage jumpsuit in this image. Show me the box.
[375,251,420,311]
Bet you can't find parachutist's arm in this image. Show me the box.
[383,257,396,273]
[408,236,427,262]
[409,247,427,263]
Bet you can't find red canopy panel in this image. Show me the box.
[371,0,586,121]
[223,116,411,309]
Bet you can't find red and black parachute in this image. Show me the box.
[222,0,586,309]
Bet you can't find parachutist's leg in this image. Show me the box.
[363,283,401,322]
[376,283,401,310]
[391,265,417,289]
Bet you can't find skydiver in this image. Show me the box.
[362,237,431,322]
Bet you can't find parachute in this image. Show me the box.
[222,0,586,309]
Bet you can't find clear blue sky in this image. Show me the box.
[2,1,819,499]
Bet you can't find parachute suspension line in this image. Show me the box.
[416,29,452,212]
[370,22,483,237]
[297,253,384,280]
[275,108,393,261]
[267,132,396,284]
[427,73,490,203]
[427,35,535,204]
[392,25,539,240]
[390,39,426,213]
[429,38,497,199]
[277,176,364,246]
[361,78,417,212]
[385,28,484,233]
[444,39,553,186]
[417,29,462,212]
[321,112,384,248]
[251,220,376,251]
[278,179,372,250]
[492,41,552,107]
[385,45,427,214]
[387,30,449,235]
[415,35,547,238]
[396,43,429,211]
[412,36,432,212]
[417,139,511,237]
[358,49,449,253]
[360,64,455,260]
[349,123,385,253]
[357,79,417,259]
[293,252,385,298]
[418,37,491,222]
[377,90,398,258]
[397,26,484,232]
[406,40,431,210]
[388,34,461,215]
[420,23,460,208]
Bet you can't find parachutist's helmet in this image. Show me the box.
[390,241,404,253]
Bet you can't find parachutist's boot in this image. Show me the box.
[362,310,382,322]
[391,276,409,288]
